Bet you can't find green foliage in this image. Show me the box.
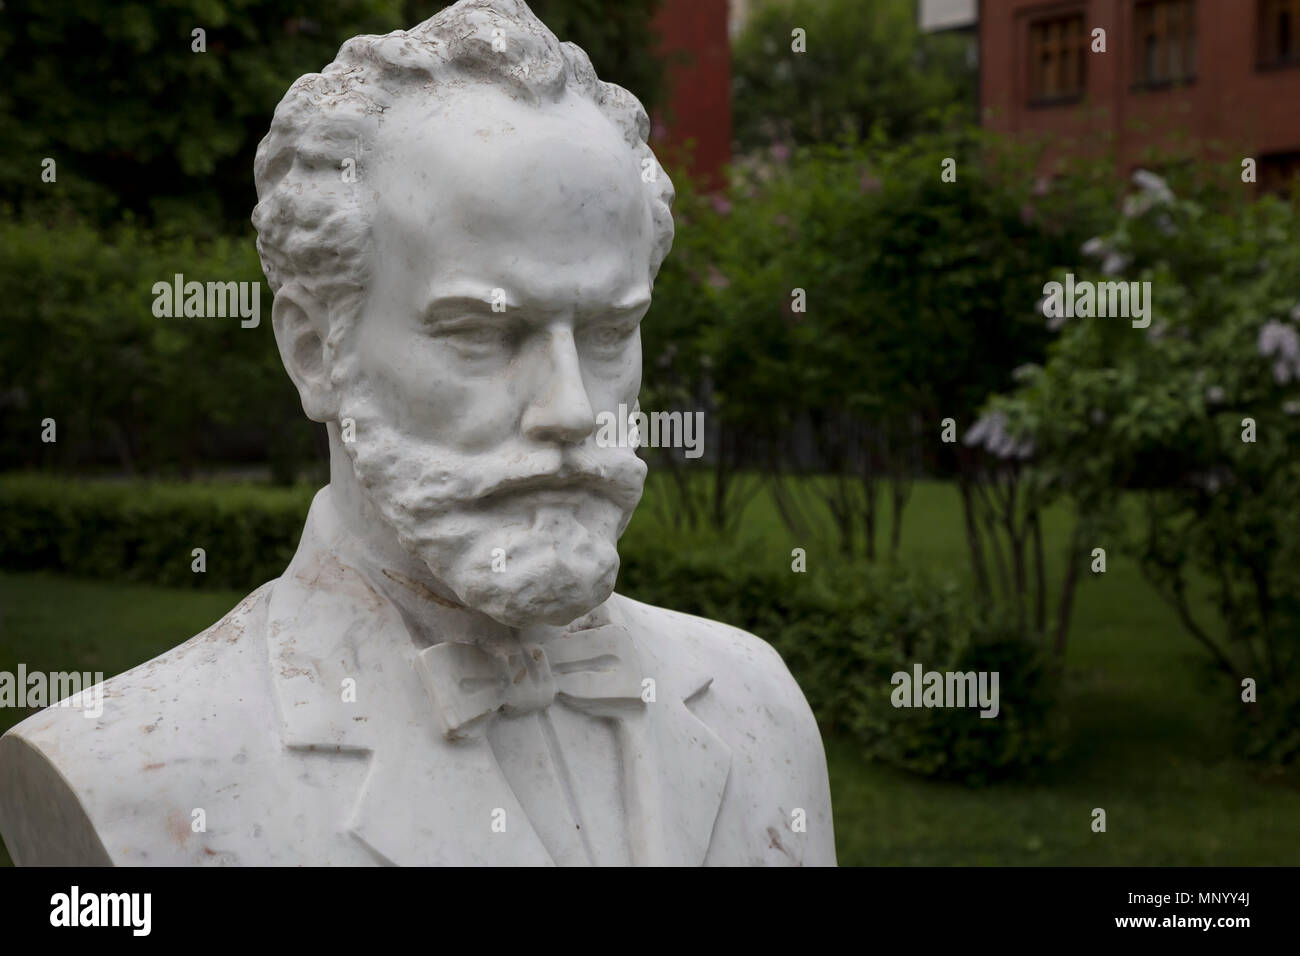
[0,214,316,479]
[847,605,1064,784]
[642,129,1116,549]
[0,474,312,588]
[618,538,1064,783]
[731,0,976,151]
[0,0,408,229]
[1,0,663,230]
[994,172,1300,767]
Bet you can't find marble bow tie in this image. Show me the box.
[416,622,645,740]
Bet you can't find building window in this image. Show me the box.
[1134,1,1197,86]
[1259,0,1300,67]
[1259,152,1300,195]
[1028,12,1086,104]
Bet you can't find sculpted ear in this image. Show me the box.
[272,285,338,423]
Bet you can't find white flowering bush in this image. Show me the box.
[991,172,1300,768]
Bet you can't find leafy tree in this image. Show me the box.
[0,1,409,230]
[0,214,310,481]
[992,171,1300,766]
[0,0,663,231]
[731,0,976,152]
[643,127,1110,554]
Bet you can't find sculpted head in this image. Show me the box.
[251,0,675,628]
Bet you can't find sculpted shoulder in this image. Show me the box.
[608,591,836,865]
[609,591,814,720]
[0,582,279,865]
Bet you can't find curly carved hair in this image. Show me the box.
[251,0,675,382]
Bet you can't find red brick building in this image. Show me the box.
[979,0,1300,190]
[651,0,732,188]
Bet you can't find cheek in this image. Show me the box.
[354,325,521,447]
[619,336,644,406]
[584,336,643,411]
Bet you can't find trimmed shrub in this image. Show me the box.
[618,538,1064,783]
[0,215,314,480]
[0,474,311,589]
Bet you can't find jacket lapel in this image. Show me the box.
[605,596,732,866]
[266,489,554,865]
[266,488,732,866]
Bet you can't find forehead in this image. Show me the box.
[369,88,655,308]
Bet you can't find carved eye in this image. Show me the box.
[583,323,636,354]
[436,322,510,356]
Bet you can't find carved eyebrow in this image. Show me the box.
[600,295,653,317]
[573,294,653,323]
[421,292,652,322]
[420,295,503,323]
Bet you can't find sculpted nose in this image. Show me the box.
[521,325,595,445]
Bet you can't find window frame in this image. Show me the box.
[1258,151,1300,195]
[1026,7,1089,107]
[1258,0,1300,70]
[1131,0,1199,91]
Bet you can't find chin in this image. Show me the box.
[420,505,625,629]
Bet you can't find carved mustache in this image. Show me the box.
[475,452,645,510]
[338,395,646,515]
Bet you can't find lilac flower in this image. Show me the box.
[710,195,732,216]
[1038,295,1068,332]
[1258,319,1300,384]
[1101,252,1131,276]
[963,412,997,447]
[1133,169,1174,202]
[1123,169,1174,219]
[1081,237,1108,258]
[964,411,1034,460]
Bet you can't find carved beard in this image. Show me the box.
[337,382,646,628]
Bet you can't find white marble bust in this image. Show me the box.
[0,0,834,866]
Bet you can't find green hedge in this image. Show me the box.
[619,539,1064,783]
[0,474,1064,781]
[0,474,311,589]
[0,216,315,479]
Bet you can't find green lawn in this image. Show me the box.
[2,479,1297,865]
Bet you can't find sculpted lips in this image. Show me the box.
[476,468,641,511]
